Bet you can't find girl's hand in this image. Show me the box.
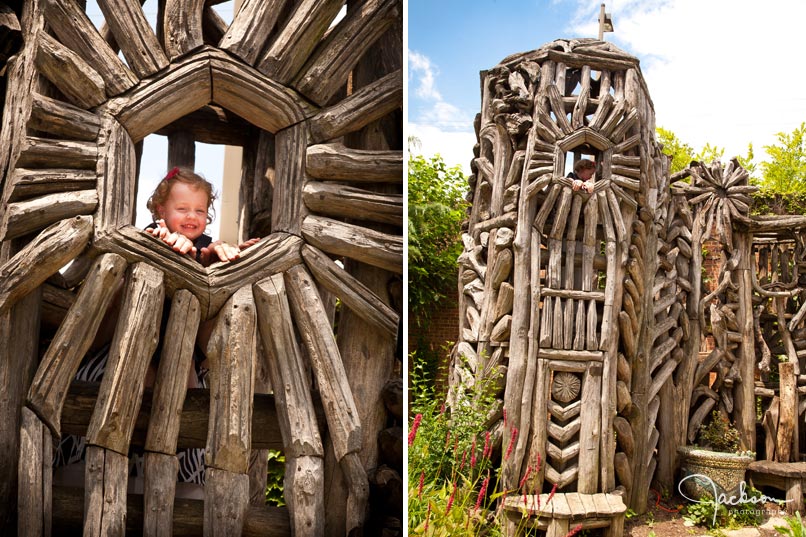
[200,240,241,266]
[145,220,197,257]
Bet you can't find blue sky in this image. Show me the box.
[408,0,806,174]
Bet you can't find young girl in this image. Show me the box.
[54,167,258,496]
[144,167,254,265]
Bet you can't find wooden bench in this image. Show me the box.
[747,460,806,514]
[503,492,627,537]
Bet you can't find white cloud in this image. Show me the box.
[409,122,477,175]
[408,50,442,101]
[567,0,806,163]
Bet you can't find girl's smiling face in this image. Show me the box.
[157,182,209,241]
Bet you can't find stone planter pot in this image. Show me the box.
[677,446,754,500]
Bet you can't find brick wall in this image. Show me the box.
[409,277,460,389]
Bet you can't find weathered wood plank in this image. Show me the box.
[5,168,96,202]
[257,0,345,84]
[86,263,164,454]
[155,105,253,146]
[204,467,250,537]
[284,264,362,460]
[145,290,201,454]
[27,253,127,437]
[29,93,101,142]
[219,0,286,65]
[96,0,169,77]
[271,123,307,234]
[15,136,97,169]
[163,0,205,60]
[301,244,398,338]
[205,285,256,474]
[308,69,402,143]
[210,49,315,135]
[294,0,400,106]
[0,189,99,242]
[96,116,136,234]
[51,485,292,536]
[254,274,322,458]
[0,216,92,312]
[17,407,51,537]
[103,52,210,143]
[83,446,128,537]
[143,452,179,537]
[34,30,106,109]
[306,143,402,182]
[60,382,290,450]
[301,215,403,274]
[254,274,325,536]
[303,181,402,226]
[207,232,303,319]
[43,0,138,96]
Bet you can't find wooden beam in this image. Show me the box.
[219,0,286,66]
[29,93,101,142]
[95,116,136,234]
[284,264,362,460]
[34,31,106,109]
[102,52,211,143]
[301,215,402,274]
[27,253,127,438]
[205,285,256,474]
[155,105,254,146]
[308,69,402,143]
[86,263,164,455]
[254,273,324,536]
[294,0,400,106]
[5,168,96,202]
[43,0,138,96]
[0,216,93,313]
[257,0,345,84]
[163,0,205,60]
[210,49,315,135]
[306,143,402,182]
[271,123,306,234]
[15,136,97,169]
[96,0,169,78]
[303,181,402,226]
[301,245,398,339]
[51,486,291,536]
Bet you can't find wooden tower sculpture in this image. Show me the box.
[451,38,689,514]
[0,0,402,535]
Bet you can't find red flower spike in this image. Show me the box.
[564,523,584,537]
[445,482,457,515]
[408,413,422,446]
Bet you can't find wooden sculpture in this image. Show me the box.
[0,0,402,535]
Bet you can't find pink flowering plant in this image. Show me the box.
[407,355,506,535]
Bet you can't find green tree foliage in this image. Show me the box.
[758,122,806,193]
[656,126,756,179]
[408,152,468,325]
[656,126,695,174]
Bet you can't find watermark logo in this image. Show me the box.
[678,474,790,527]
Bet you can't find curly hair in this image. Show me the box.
[573,158,596,173]
[146,167,217,224]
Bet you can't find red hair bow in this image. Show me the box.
[163,167,180,181]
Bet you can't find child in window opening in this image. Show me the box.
[145,166,258,265]
[54,167,260,497]
[568,158,596,194]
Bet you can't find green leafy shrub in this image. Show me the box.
[697,411,740,453]
[775,512,806,537]
[264,449,285,506]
